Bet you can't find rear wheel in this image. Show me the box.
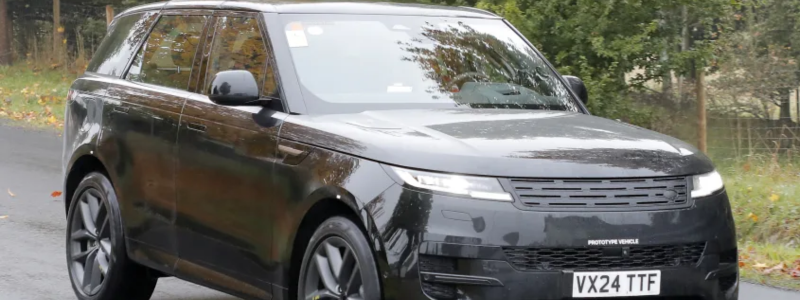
[66,172,157,300]
[298,216,381,300]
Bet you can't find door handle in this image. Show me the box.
[112,106,129,114]
[187,122,207,133]
[278,145,305,157]
[278,144,310,165]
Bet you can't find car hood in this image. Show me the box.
[280,109,714,178]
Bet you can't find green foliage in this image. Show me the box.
[473,0,732,126]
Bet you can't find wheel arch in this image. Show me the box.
[64,153,110,214]
[286,186,388,300]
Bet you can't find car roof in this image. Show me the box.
[120,0,500,19]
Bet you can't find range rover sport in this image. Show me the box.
[61,1,738,300]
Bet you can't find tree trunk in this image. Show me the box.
[53,0,61,63]
[0,0,10,65]
[679,5,690,102]
[7,3,11,60]
[697,69,707,153]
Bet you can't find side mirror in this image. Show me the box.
[563,75,588,105]
[209,70,261,106]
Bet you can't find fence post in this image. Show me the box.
[106,5,114,27]
[697,70,707,153]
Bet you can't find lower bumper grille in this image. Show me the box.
[503,242,706,271]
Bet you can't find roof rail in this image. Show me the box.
[458,6,499,17]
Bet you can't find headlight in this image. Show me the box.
[390,166,513,201]
[691,170,724,198]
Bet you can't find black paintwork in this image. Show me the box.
[62,1,738,300]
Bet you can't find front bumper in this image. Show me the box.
[364,184,738,300]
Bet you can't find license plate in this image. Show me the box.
[572,270,661,298]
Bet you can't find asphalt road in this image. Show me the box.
[0,120,798,300]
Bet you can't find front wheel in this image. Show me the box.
[298,216,381,300]
[66,172,157,300]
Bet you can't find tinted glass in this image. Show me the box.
[86,12,157,77]
[278,14,579,114]
[127,15,207,90]
[205,16,277,97]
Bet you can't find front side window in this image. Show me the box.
[126,15,207,90]
[278,14,580,114]
[87,12,158,77]
[204,16,278,97]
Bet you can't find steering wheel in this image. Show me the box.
[447,72,491,92]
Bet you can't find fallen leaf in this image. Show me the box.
[51,191,62,198]
[754,262,768,269]
[7,189,14,197]
[763,263,786,274]
[769,193,780,202]
[0,215,7,219]
[57,26,65,33]
[739,261,745,268]
[747,212,759,222]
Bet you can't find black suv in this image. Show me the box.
[62,1,738,300]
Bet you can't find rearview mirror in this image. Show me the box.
[209,70,261,106]
[563,75,588,105]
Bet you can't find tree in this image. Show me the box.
[471,0,731,125]
[711,0,800,121]
[0,0,10,65]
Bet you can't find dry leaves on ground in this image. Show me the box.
[7,189,15,197]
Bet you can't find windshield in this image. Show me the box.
[278,14,581,114]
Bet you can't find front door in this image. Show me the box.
[174,12,287,298]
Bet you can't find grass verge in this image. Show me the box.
[0,64,75,130]
[717,157,800,289]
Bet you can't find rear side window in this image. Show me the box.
[204,16,277,97]
[126,15,208,90]
[86,12,157,77]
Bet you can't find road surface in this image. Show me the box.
[0,120,797,300]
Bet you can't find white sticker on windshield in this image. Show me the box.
[286,30,308,47]
[387,84,412,93]
[392,24,410,30]
[307,26,324,35]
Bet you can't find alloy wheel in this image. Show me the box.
[302,236,365,300]
[68,188,112,296]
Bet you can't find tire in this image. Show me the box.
[297,216,381,300]
[66,172,157,300]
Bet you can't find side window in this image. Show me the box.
[86,12,158,77]
[204,16,278,97]
[126,15,207,90]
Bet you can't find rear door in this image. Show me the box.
[173,11,287,298]
[101,10,210,271]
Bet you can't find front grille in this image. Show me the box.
[503,243,706,271]
[507,176,690,211]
